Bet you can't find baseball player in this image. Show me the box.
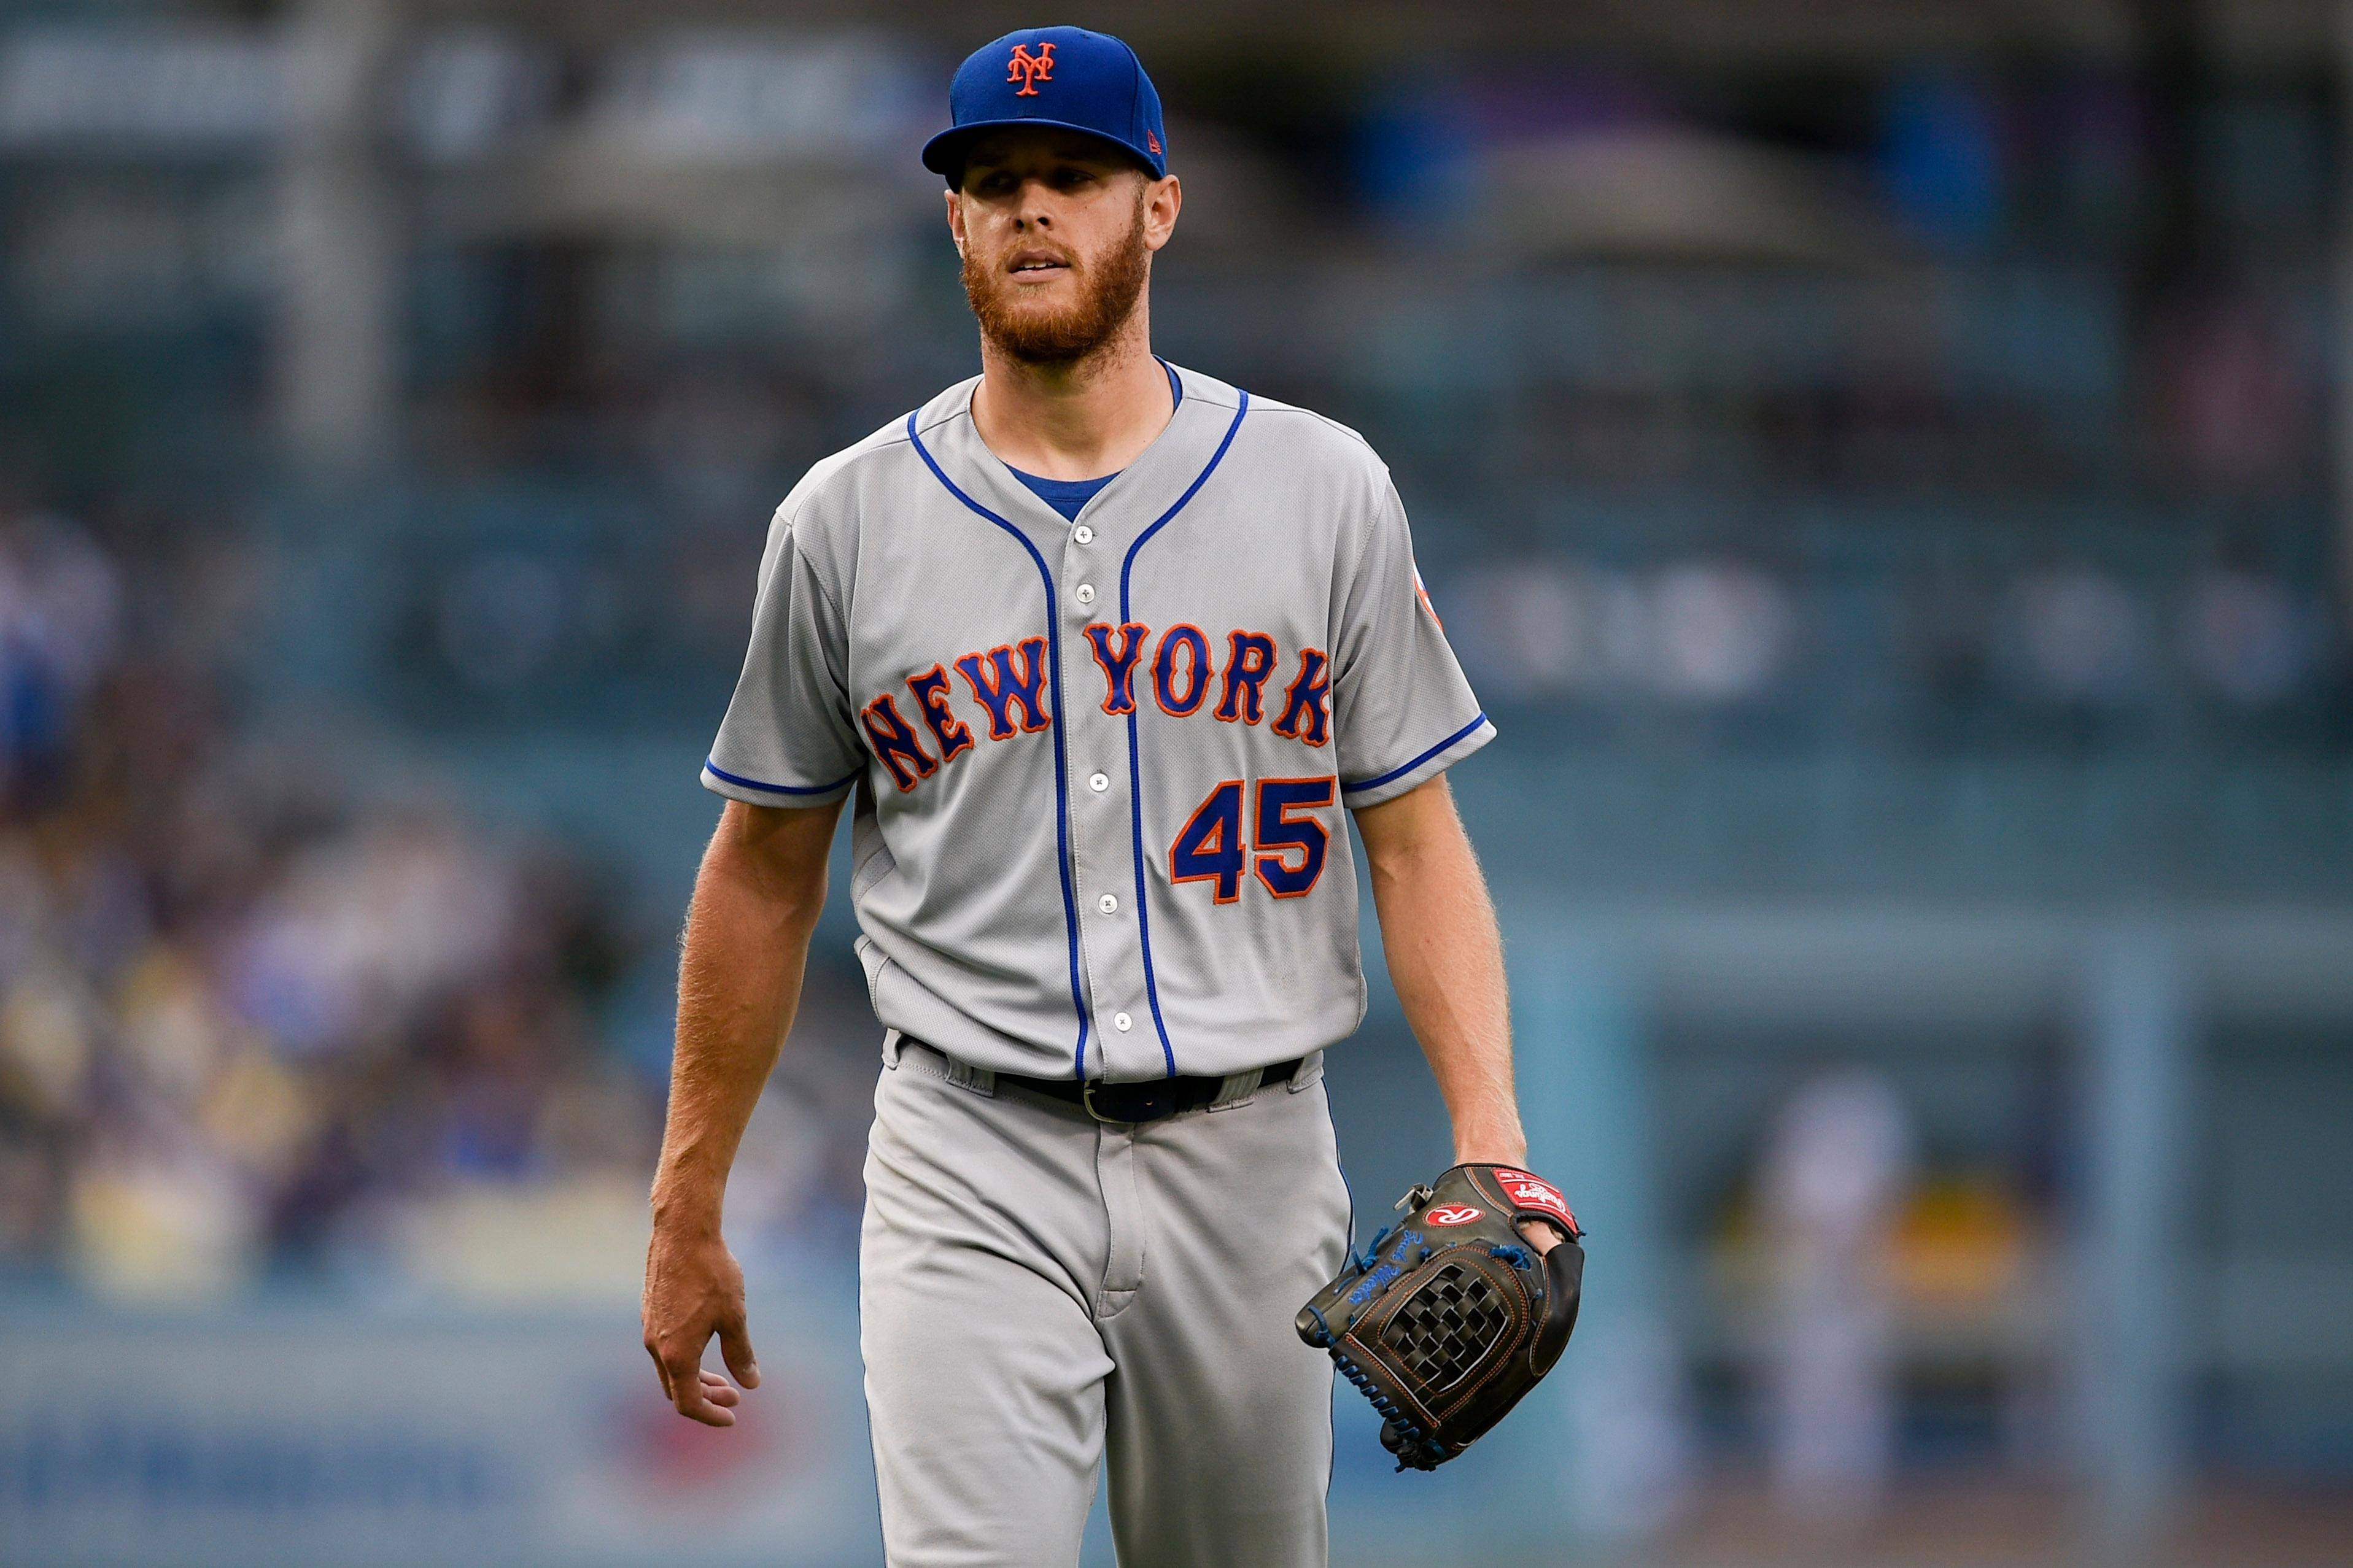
[642,26,1572,1567]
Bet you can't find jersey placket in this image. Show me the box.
[1058,504,1155,1079]
[1069,385,1250,1083]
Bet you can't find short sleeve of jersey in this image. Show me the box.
[701,505,864,808]
[1332,480,1495,808]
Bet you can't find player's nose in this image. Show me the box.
[1014,179,1057,225]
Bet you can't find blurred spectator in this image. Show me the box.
[1756,1069,1916,1528]
[2150,291,2312,495]
[1442,557,1608,699]
[2181,563,2311,707]
[1444,554,1791,704]
[1999,564,2149,705]
[1650,559,1794,703]
[0,511,120,809]
[1878,71,2006,249]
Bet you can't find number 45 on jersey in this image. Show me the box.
[1169,776,1335,904]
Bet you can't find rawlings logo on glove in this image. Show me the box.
[1297,1163,1584,1472]
[1495,1168,1578,1229]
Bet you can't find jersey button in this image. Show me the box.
[1073,525,1095,545]
[1098,893,1119,914]
[1088,771,1110,792]
[1114,1011,1133,1032]
[1074,583,1096,606]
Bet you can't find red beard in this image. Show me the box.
[963,196,1150,365]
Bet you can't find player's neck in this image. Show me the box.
[971,309,1171,482]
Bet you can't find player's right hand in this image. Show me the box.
[642,1224,761,1427]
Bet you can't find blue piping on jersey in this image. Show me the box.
[1341,711,1489,795]
[905,412,1093,1079]
[704,757,861,797]
[1118,391,1250,1078]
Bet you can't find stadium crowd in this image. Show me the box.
[0,502,665,1297]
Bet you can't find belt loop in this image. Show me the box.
[1209,1068,1264,1110]
[941,1051,996,1097]
[882,1027,904,1068]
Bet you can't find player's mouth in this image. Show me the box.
[1007,248,1074,280]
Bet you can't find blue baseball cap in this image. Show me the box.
[921,26,1167,185]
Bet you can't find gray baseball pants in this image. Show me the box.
[859,1033,1354,1567]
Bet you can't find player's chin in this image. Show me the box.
[999,275,1080,312]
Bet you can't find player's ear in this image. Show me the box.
[945,188,967,255]
[1143,174,1181,252]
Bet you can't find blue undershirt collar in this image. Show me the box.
[1006,360,1183,523]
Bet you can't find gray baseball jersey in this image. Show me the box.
[702,362,1492,1081]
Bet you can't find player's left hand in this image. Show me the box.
[1518,1218,1570,1255]
[1298,1162,1585,1472]
[1456,1145,1568,1253]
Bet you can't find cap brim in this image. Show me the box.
[922,120,1163,182]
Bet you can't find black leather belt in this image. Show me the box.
[904,1037,1303,1123]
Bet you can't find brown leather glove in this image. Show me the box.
[1298,1163,1584,1471]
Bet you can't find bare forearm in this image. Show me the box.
[641,800,839,1426]
[651,809,831,1230]
[1359,782,1526,1167]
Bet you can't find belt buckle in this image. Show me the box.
[1081,1078,1174,1124]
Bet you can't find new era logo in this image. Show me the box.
[1007,41,1055,96]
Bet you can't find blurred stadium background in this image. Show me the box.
[0,1,2348,1563]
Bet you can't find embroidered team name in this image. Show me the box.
[956,639,1053,739]
[859,624,1330,792]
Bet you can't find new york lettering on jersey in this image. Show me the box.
[858,623,1331,794]
[702,363,1494,1084]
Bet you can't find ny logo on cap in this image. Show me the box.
[1006,41,1055,96]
